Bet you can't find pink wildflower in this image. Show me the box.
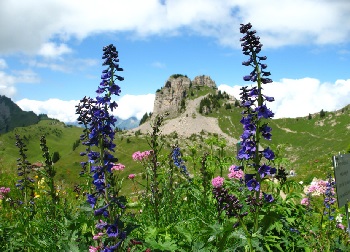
[128,174,136,179]
[300,197,310,206]
[93,232,104,240]
[0,187,10,194]
[132,150,152,161]
[89,246,99,252]
[212,176,224,188]
[111,163,125,171]
[228,168,244,180]
[228,165,238,172]
[304,178,333,196]
[132,151,142,161]
[337,223,345,230]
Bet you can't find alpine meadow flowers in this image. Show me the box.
[209,23,292,251]
[0,23,349,252]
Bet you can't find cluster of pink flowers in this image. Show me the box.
[93,232,104,240]
[212,176,224,188]
[132,150,152,161]
[300,197,310,206]
[303,178,334,196]
[337,223,345,230]
[228,165,244,180]
[89,246,99,252]
[0,187,10,199]
[128,174,136,180]
[111,163,125,171]
[0,187,10,194]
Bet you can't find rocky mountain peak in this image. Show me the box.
[153,74,217,117]
[192,75,216,88]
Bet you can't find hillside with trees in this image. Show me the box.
[0,95,44,134]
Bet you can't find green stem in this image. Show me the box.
[253,51,263,233]
[238,215,254,252]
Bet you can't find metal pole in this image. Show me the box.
[346,202,350,235]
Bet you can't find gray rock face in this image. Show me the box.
[192,75,216,88]
[153,75,217,118]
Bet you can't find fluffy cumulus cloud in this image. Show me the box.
[0,71,16,97]
[16,98,80,122]
[219,78,350,118]
[16,94,155,123]
[1,0,350,54]
[112,94,155,120]
[38,42,72,58]
[0,58,40,98]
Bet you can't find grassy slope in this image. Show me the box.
[1,100,349,189]
[0,120,83,185]
[207,102,350,183]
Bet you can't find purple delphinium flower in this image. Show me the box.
[258,164,272,178]
[323,174,336,221]
[260,124,272,140]
[255,105,274,119]
[237,23,278,210]
[106,224,119,237]
[87,194,97,208]
[246,179,260,192]
[171,146,191,180]
[76,44,127,250]
[263,193,274,203]
[94,205,109,217]
[262,147,275,161]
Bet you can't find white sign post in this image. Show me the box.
[333,154,350,235]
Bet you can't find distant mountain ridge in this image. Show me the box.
[0,95,46,133]
[115,116,139,130]
[66,116,139,130]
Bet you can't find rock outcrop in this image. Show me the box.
[153,75,191,117]
[153,74,217,118]
[192,75,216,88]
[131,74,237,144]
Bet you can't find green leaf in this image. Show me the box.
[175,224,193,243]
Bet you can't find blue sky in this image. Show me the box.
[1,0,350,122]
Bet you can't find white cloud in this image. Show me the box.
[112,94,155,120]
[0,69,39,98]
[0,71,16,97]
[219,78,350,118]
[0,58,7,69]
[1,0,350,54]
[16,98,79,122]
[38,42,72,58]
[25,57,98,73]
[16,93,155,123]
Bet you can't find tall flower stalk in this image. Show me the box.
[39,135,59,206]
[15,134,35,205]
[238,23,277,234]
[76,44,127,251]
[321,174,336,238]
[146,114,167,227]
